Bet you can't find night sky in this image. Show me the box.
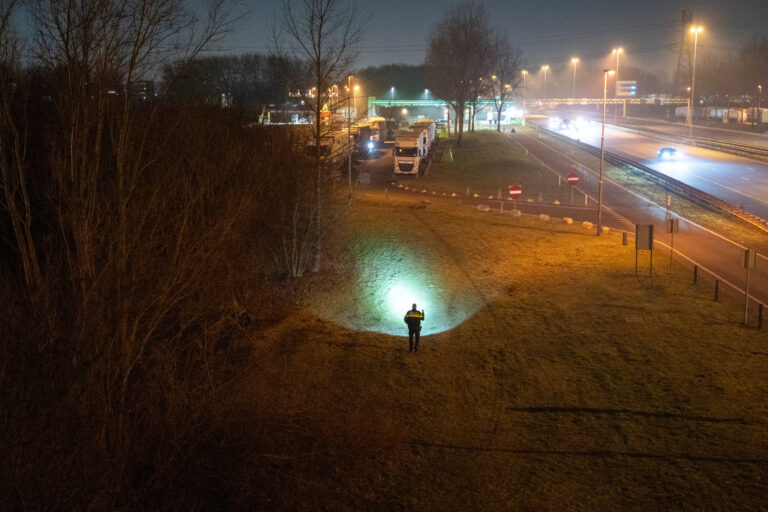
[212,0,768,76]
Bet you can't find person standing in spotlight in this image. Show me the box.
[404,304,425,352]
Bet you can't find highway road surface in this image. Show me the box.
[614,117,768,150]
[534,116,768,222]
[512,127,768,313]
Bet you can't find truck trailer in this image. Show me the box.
[411,119,436,156]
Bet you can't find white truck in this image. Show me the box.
[393,129,424,175]
[411,119,436,156]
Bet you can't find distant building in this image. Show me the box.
[129,80,155,102]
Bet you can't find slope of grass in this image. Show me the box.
[234,196,768,510]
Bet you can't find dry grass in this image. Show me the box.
[420,130,573,204]
[235,197,768,510]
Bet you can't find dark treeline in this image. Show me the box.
[697,35,768,99]
[357,63,428,99]
[0,1,362,509]
[163,53,292,115]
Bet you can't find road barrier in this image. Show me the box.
[532,124,768,234]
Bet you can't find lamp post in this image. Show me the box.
[688,26,703,126]
[612,47,623,118]
[347,76,354,192]
[758,85,762,125]
[521,69,528,126]
[687,86,692,141]
[389,86,394,105]
[597,69,616,237]
[541,65,549,97]
[570,58,579,99]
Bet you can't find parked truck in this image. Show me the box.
[393,129,424,175]
[411,119,436,156]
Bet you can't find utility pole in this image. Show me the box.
[673,10,694,96]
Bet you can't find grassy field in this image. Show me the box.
[417,130,575,205]
[235,190,768,510]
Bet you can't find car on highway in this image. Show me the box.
[657,147,678,159]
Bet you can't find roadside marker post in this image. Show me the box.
[743,249,757,325]
[667,218,679,275]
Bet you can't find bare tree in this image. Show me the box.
[274,0,364,273]
[0,2,250,507]
[487,33,521,132]
[426,2,493,145]
[0,0,43,292]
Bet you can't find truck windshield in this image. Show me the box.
[396,146,418,157]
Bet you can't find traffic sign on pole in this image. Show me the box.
[567,172,579,185]
[508,185,522,199]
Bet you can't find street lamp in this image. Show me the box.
[570,57,579,99]
[541,65,549,96]
[758,85,762,125]
[521,69,528,126]
[688,26,703,126]
[612,48,623,117]
[597,69,616,237]
[389,86,395,105]
[687,86,692,141]
[347,76,356,192]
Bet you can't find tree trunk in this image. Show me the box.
[456,101,465,146]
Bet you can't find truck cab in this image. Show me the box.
[394,130,423,175]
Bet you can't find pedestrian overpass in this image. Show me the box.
[368,97,688,120]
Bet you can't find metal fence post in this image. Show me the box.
[714,280,719,301]
[693,265,698,284]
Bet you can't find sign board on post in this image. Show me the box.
[744,249,757,269]
[567,172,578,206]
[636,224,654,250]
[508,185,522,215]
[616,81,637,98]
[635,224,654,276]
[666,218,679,233]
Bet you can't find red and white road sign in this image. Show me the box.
[567,172,579,185]
[508,185,522,199]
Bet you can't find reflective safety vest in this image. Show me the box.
[404,310,424,328]
[404,310,424,320]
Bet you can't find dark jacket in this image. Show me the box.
[404,309,424,330]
